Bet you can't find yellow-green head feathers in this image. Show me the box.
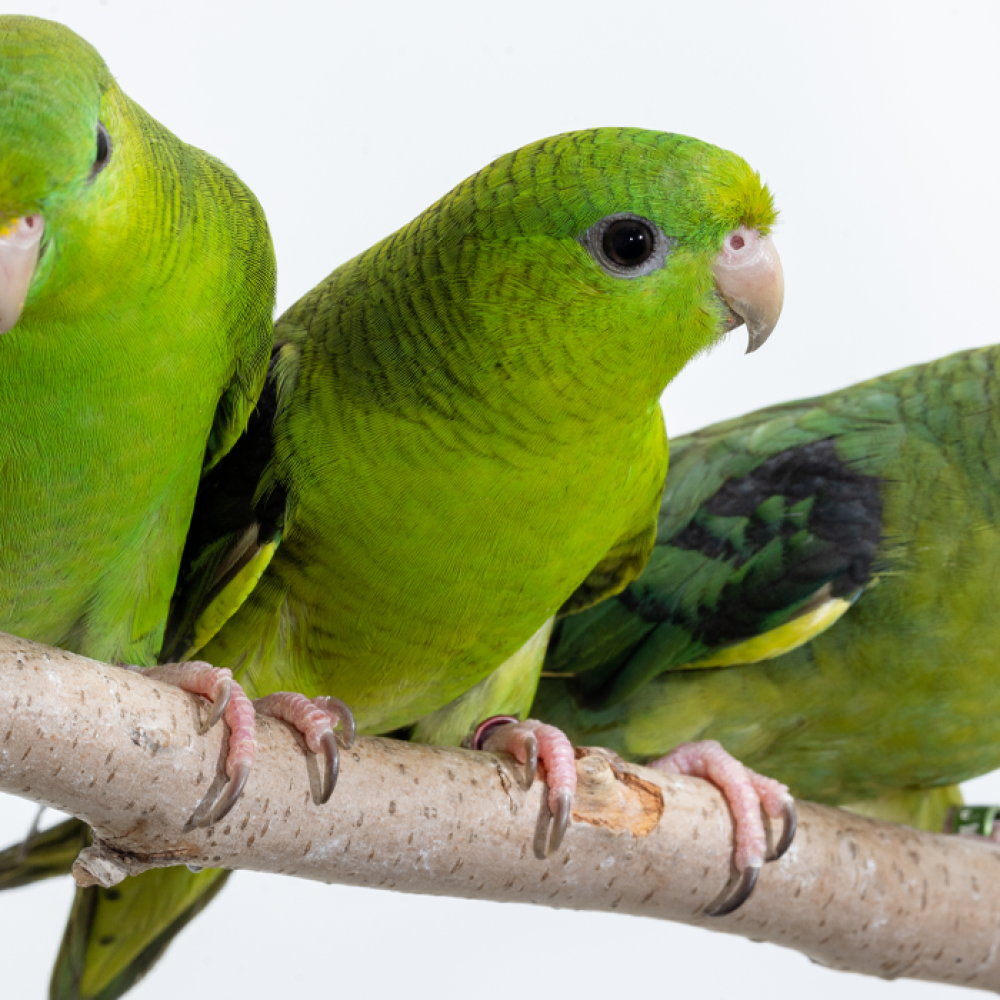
[284,127,780,427]
[0,17,112,222]
[0,14,275,346]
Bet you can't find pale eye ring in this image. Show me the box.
[579,213,671,279]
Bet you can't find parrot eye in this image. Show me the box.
[579,213,670,279]
[603,219,654,266]
[90,122,112,180]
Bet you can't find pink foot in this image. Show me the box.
[132,664,355,824]
[131,662,256,826]
[254,693,356,802]
[650,740,796,915]
[472,716,577,856]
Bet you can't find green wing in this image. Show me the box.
[549,397,885,708]
[536,347,1000,809]
[161,351,286,663]
[196,151,276,475]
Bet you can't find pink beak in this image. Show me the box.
[0,214,44,335]
[713,226,784,353]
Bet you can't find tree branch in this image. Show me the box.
[1,631,998,991]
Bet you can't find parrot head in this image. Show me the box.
[0,16,126,334]
[384,127,783,418]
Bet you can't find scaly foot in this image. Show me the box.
[471,716,576,856]
[131,662,256,826]
[254,693,356,803]
[649,739,796,916]
[131,664,355,825]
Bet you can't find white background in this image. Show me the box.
[2,1,1000,996]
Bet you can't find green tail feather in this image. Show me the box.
[0,817,87,889]
[50,866,230,1000]
[0,821,231,999]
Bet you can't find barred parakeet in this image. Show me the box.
[536,345,1000,881]
[0,15,275,1000]
[168,126,782,786]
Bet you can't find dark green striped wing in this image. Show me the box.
[548,397,884,708]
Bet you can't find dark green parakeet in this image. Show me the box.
[0,15,275,1000]
[536,345,1000,833]
[7,125,783,998]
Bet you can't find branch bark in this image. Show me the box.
[1,632,998,992]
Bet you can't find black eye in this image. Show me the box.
[602,219,654,267]
[579,213,669,279]
[90,122,112,180]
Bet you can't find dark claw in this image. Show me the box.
[318,729,340,804]
[199,678,231,735]
[705,863,760,917]
[314,696,357,749]
[523,733,538,787]
[547,789,573,856]
[767,798,797,862]
[196,759,252,828]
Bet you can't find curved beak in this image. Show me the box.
[0,215,44,335]
[712,227,784,353]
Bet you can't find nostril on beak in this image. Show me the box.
[713,228,783,353]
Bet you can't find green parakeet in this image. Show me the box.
[0,16,275,661]
[8,125,783,998]
[155,124,779,975]
[0,15,275,1000]
[535,344,1000,885]
[166,125,782,788]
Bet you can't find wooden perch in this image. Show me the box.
[1,632,999,991]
